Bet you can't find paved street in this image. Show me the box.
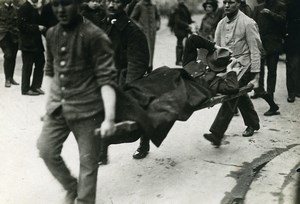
[0,17,300,204]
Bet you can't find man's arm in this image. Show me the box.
[245,20,261,73]
[245,20,261,88]
[100,85,116,137]
[126,25,149,83]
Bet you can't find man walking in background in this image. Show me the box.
[0,0,19,88]
[130,0,160,71]
[172,0,193,66]
[18,0,46,95]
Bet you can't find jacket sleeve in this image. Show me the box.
[125,25,149,84]
[214,19,223,45]
[91,31,117,88]
[217,71,239,95]
[245,19,261,73]
[44,29,54,77]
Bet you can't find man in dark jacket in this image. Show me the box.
[101,0,150,159]
[0,0,19,87]
[285,0,300,102]
[252,0,286,105]
[101,0,149,86]
[18,0,46,95]
[173,0,193,66]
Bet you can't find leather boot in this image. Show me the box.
[175,46,183,66]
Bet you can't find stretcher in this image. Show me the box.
[95,64,253,165]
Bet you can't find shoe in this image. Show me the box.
[132,145,149,159]
[5,80,11,88]
[203,133,222,147]
[65,190,77,204]
[22,90,40,96]
[264,105,280,116]
[10,79,19,85]
[242,126,259,137]
[33,88,45,95]
[287,95,295,103]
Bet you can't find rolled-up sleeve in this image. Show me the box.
[245,20,261,73]
[91,32,117,88]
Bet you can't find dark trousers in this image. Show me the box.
[210,72,260,138]
[37,110,103,204]
[21,51,45,93]
[286,51,300,96]
[175,36,185,64]
[0,34,18,80]
[266,52,280,94]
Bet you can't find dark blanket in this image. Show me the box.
[116,66,238,147]
[121,67,210,147]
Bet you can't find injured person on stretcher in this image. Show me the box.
[97,34,250,164]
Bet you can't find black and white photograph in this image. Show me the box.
[0,0,299,203]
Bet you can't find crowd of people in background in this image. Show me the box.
[1,0,298,102]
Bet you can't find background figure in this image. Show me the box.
[40,0,58,31]
[125,0,139,17]
[239,0,253,18]
[285,0,300,103]
[172,0,193,66]
[81,0,106,28]
[130,0,160,71]
[0,0,19,88]
[18,0,46,96]
[198,0,219,41]
[252,0,285,104]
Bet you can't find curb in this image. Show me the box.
[245,145,300,204]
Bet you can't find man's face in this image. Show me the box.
[106,0,125,16]
[205,4,214,13]
[223,0,240,15]
[51,0,79,25]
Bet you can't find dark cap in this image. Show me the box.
[206,48,232,72]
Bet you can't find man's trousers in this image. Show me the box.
[209,72,260,138]
[37,109,103,204]
[21,51,45,94]
[0,34,18,80]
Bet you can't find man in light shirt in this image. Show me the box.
[203,0,261,147]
